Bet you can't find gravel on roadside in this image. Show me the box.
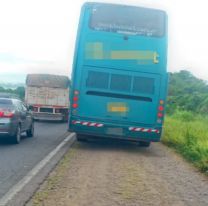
[26,140,208,206]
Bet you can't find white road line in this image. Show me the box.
[0,133,76,206]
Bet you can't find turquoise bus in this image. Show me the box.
[69,2,168,147]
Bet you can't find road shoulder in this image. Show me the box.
[0,133,76,206]
[26,141,208,206]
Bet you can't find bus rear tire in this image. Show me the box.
[139,141,151,147]
[77,134,88,142]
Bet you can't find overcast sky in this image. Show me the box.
[0,0,208,82]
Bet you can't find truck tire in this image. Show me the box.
[12,125,21,144]
[61,112,68,122]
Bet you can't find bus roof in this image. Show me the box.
[83,2,167,16]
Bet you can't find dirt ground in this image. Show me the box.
[27,139,208,206]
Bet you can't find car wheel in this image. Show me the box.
[139,141,151,147]
[12,125,21,144]
[27,122,34,138]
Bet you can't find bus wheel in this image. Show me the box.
[139,141,151,147]
[76,134,88,142]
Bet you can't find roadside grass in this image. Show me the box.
[162,111,208,173]
[31,148,77,206]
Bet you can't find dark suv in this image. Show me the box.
[0,98,34,144]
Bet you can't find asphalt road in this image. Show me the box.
[0,121,68,199]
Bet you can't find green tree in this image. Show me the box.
[167,70,208,115]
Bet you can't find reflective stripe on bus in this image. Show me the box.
[129,127,160,134]
[72,120,104,127]
[72,120,159,133]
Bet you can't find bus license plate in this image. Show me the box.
[107,128,123,135]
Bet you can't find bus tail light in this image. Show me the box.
[73,96,78,101]
[72,90,79,110]
[157,100,165,122]
[157,112,163,118]
[74,90,79,95]
[159,100,164,105]
[158,105,164,111]
[72,103,78,109]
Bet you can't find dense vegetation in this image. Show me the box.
[167,70,208,115]
[163,70,208,173]
[162,113,208,172]
[0,86,25,99]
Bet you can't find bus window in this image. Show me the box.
[90,5,165,37]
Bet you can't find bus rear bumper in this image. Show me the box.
[69,118,162,142]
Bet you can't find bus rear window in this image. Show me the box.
[133,77,154,94]
[86,71,109,89]
[86,70,155,95]
[110,74,132,92]
[90,5,165,37]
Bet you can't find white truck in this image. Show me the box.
[25,74,70,121]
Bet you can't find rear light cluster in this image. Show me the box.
[157,100,164,123]
[0,109,14,118]
[72,90,79,109]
